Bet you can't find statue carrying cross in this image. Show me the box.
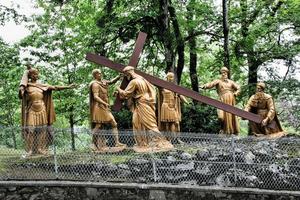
[86,32,277,146]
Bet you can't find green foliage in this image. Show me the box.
[181,104,219,133]
[0,0,299,135]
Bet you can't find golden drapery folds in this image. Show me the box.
[245,92,285,137]
[203,79,240,135]
[19,70,56,156]
[118,73,173,152]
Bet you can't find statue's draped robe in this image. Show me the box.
[204,79,240,134]
[89,80,114,127]
[119,75,173,150]
[245,92,284,136]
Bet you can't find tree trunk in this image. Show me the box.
[187,0,199,96]
[240,0,257,96]
[168,4,184,84]
[69,106,76,151]
[159,0,175,74]
[189,36,199,93]
[222,0,230,74]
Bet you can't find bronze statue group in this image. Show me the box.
[19,65,285,157]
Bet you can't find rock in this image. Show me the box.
[175,162,194,171]
[6,194,22,200]
[85,187,98,199]
[195,149,210,160]
[0,188,7,193]
[244,151,256,164]
[48,187,65,199]
[149,190,166,200]
[29,193,40,200]
[19,187,35,194]
[0,193,5,199]
[8,187,16,192]
[287,158,300,174]
[179,152,192,160]
[216,174,233,187]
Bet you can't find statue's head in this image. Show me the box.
[256,82,266,92]
[92,69,102,80]
[220,66,229,79]
[28,68,39,81]
[166,72,174,82]
[123,66,135,80]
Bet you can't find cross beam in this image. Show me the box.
[113,32,147,111]
[86,53,276,129]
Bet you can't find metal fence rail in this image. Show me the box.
[0,127,299,191]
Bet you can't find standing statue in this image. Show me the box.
[200,67,240,135]
[89,69,126,152]
[244,82,285,138]
[116,66,173,153]
[19,65,75,157]
[158,72,188,144]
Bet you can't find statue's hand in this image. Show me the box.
[69,83,77,89]
[262,118,268,126]
[113,91,119,97]
[199,85,205,89]
[19,86,25,98]
[119,73,124,79]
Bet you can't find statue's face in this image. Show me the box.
[221,71,228,79]
[166,74,174,82]
[93,71,102,80]
[30,71,39,81]
[256,86,263,93]
[124,71,132,80]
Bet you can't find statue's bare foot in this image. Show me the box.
[95,147,110,153]
[38,149,49,156]
[176,138,185,145]
[25,151,33,158]
[115,142,126,147]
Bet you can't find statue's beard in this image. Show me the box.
[255,91,264,98]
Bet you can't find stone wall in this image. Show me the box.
[0,181,299,200]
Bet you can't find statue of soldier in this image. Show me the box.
[19,65,75,156]
[89,69,126,152]
[158,72,188,144]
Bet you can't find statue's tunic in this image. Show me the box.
[22,83,56,128]
[89,80,114,125]
[20,81,56,154]
[245,92,284,135]
[203,79,240,134]
[160,89,179,122]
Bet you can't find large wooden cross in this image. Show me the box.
[86,32,275,128]
[113,32,147,111]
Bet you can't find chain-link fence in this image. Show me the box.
[0,126,299,191]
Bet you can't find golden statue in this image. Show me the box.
[200,67,240,135]
[158,72,188,144]
[19,65,75,157]
[89,69,126,153]
[116,66,174,153]
[244,82,286,138]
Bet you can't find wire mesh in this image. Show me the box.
[0,126,299,191]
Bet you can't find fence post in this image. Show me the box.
[231,136,237,185]
[53,128,59,179]
[150,133,157,182]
